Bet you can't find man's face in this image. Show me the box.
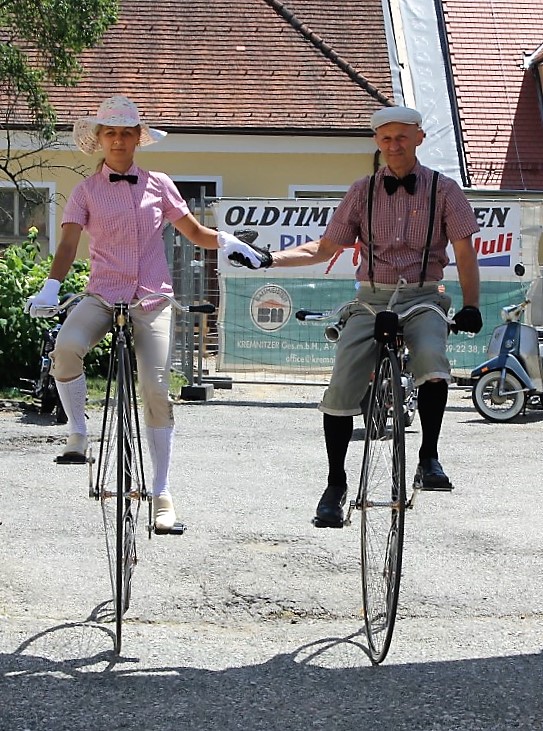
[374,122,425,168]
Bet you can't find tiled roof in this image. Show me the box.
[44,0,393,135]
[442,0,543,189]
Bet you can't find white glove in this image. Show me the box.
[25,278,61,317]
[218,231,272,269]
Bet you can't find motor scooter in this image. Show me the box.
[471,296,543,422]
[20,292,80,423]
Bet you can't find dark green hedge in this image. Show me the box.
[0,235,109,387]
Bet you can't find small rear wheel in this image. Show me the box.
[400,370,417,428]
[472,371,525,422]
[403,386,417,427]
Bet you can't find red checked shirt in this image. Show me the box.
[324,161,479,285]
[62,163,189,309]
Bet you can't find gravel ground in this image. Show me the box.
[0,382,542,730]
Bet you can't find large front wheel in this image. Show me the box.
[359,346,406,664]
[472,371,526,422]
[96,338,144,654]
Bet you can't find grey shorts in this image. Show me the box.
[319,283,452,417]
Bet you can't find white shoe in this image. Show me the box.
[153,494,176,532]
[60,433,88,458]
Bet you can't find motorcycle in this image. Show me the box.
[21,293,80,424]
[471,293,543,422]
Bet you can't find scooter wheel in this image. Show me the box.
[472,371,525,422]
[40,376,57,415]
[56,398,68,424]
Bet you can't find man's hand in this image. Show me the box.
[24,278,61,317]
[451,305,483,334]
[218,231,273,270]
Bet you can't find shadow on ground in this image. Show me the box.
[1,618,542,731]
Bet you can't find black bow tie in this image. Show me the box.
[109,173,138,184]
[383,173,416,195]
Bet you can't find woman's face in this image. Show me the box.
[97,125,141,169]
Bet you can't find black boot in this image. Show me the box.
[313,484,347,528]
[414,458,453,491]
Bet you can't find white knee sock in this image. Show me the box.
[146,426,174,497]
[55,374,87,435]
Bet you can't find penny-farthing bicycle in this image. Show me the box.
[297,295,453,664]
[45,292,214,654]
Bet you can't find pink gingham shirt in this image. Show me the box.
[62,163,190,309]
[324,161,479,285]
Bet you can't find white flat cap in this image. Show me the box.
[370,106,423,131]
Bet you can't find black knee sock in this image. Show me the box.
[323,413,353,487]
[417,380,448,461]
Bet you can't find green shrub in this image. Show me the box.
[0,231,110,387]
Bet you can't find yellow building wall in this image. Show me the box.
[23,143,376,256]
[146,151,374,197]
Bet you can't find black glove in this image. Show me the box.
[451,305,483,334]
[219,230,273,270]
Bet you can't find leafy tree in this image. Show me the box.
[0,0,119,184]
[0,3,119,385]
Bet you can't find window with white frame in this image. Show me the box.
[0,185,52,249]
[171,177,222,211]
[173,179,219,204]
[171,177,222,233]
[288,184,348,199]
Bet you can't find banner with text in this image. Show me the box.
[214,198,539,375]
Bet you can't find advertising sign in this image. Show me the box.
[214,198,350,278]
[217,277,355,372]
[214,198,538,376]
[446,200,523,280]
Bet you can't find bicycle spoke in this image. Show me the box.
[122,507,139,611]
[99,374,120,620]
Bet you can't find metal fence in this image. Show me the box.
[165,193,331,392]
[166,191,543,390]
[165,192,222,392]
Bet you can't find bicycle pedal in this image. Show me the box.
[311,516,344,529]
[154,521,187,536]
[418,485,454,492]
[54,454,87,465]
[414,480,454,492]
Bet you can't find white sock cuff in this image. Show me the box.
[146,426,174,496]
[55,374,87,436]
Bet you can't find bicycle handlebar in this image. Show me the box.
[295,301,453,325]
[188,302,215,314]
[501,300,529,323]
[32,292,216,318]
[296,300,454,344]
[295,308,337,322]
[131,293,215,314]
